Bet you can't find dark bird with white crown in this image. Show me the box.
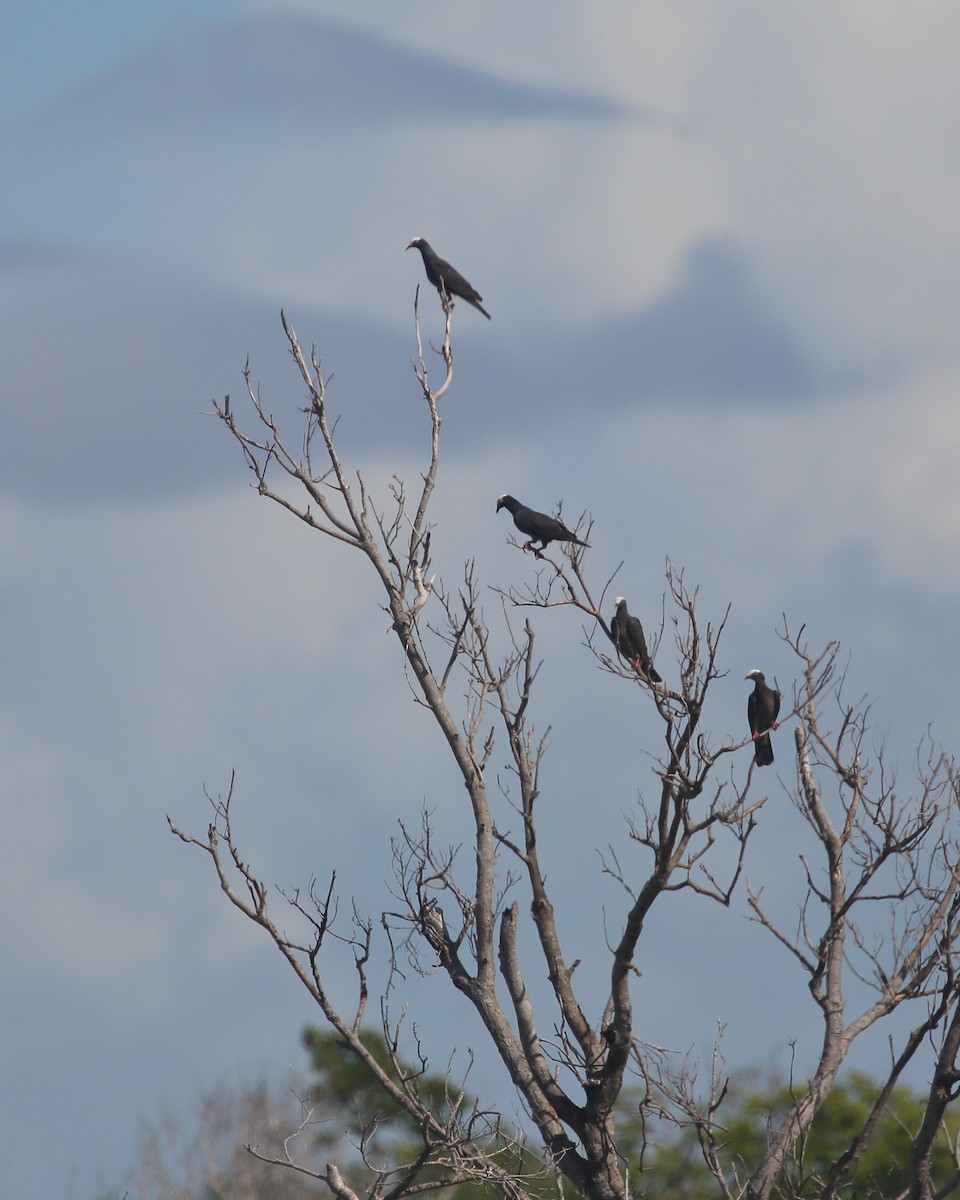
[406,237,491,319]
[496,495,589,557]
[611,597,662,683]
[745,669,781,767]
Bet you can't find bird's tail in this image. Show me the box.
[754,734,774,767]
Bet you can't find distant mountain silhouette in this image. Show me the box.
[5,14,636,139]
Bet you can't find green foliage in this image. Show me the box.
[304,1033,959,1198]
[302,1027,560,1199]
[302,1025,461,1166]
[111,1030,957,1200]
[622,1070,958,1199]
[302,1026,486,1197]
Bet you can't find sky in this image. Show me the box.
[1,2,960,1196]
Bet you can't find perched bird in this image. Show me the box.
[745,669,781,767]
[419,899,447,956]
[406,237,491,319]
[611,597,661,683]
[496,495,589,556]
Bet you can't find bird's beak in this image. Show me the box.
[495,499,504,511]
[405,240,415,250]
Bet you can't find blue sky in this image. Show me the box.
[2,2,960,1196]
[0,2,234,118]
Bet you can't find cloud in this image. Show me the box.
[0,238,838,506]
[527,236,826,403]
[0,484,382,1007]
[248,0,690,111]
[3,13,630,143]
[598,359,960,598]
[688,3,960,366]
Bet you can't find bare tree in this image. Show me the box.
[171,297,960,1200]
[118,1072,324,1200]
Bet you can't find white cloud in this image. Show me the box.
[596,359,960,605]
[229,2,960,365]
[688,3,960,365]
[17,3,956,370]
[199,117,709,334]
